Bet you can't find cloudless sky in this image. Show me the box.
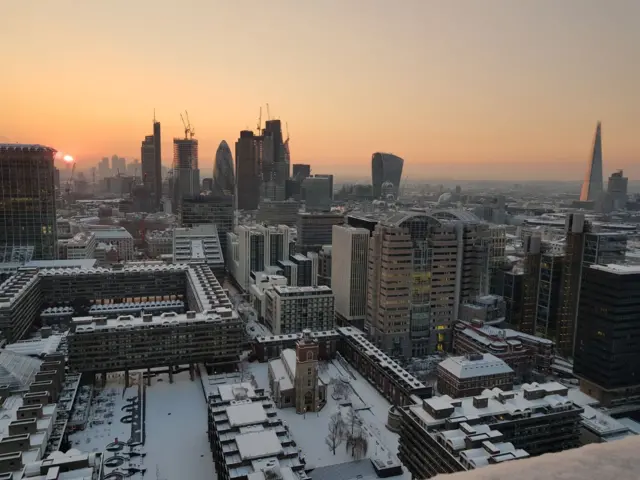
[1,0,639,180]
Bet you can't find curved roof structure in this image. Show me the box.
[0,350,43,391]
[371,152,404,199]
[213,140,235,195]
[430,209,482,223]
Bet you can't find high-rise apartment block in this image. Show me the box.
[331,225,369,329]
[264,285,335,334]
[235,130,261,210]
[0,144,57,260]
[573,264,640,407]
[317,245,332,287]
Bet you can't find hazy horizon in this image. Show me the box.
[2,0,639,181]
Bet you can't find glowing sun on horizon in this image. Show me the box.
[63,154,73,163]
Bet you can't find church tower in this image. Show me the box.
[294,329,319,414]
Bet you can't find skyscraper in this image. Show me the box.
[0,144,57,260]
[173,138,199,207]
[607,170,628,210]
[235,130,261,210]
[140,117,162,209]
[371,152,404,199]
[332,225,369,329]
[261,119,287,201]
[213,140,235,196]
[579,122,604,202]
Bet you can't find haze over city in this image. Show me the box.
[2,0,639,180]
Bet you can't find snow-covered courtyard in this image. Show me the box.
[69,370,215,480]
[247,358,408,476]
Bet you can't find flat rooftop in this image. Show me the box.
[438,354,514,379]
[590,263,640,275]
[71,309,237,332]
[272,285,333,295]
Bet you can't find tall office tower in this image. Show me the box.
[607,170,628,210]
[296,212,344,253]
[153,119,161,200]
[213,140,235,196]
[579,122,604,202]
[301,175,332,211]
[0,144,57,260]
[178,193,234,261]
[519,235,542,335]
[111,155,126,175]
[98,157,110,179]
[535,251,564,339]
[141,134,157,208]
[574,264,640,407]
[371,152,404,199]
[366,223,412,358]
[173,138,200,207]
[292,164,311,180]
[332,225,369,329]
[261,119,287,201]
[235,130,261,210]
[557,213,587,357]
[314,174,334,201]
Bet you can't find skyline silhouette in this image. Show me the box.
[2,0,639,180]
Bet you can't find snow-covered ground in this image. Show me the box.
[144,371,215,480]
[69,370,215,480]
[247,359,406,472]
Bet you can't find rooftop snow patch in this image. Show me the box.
[227,402,268,427]
[218,382,257,402]
[235,430,283,460]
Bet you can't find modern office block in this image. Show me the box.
[0,144,57,260]
[574,264,640,407]
[265,285,335,334]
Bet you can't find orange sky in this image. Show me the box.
[1,0,639,180]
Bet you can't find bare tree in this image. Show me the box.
[238,358,250,382]
[332,380,351,400]
[343,407,368,459]
[325,412,345,455]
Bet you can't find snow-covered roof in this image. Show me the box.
[0,350,43,390]
[438,354,514,379]
[235,430,283,461]
[4,335,63,358]
[226,402,267,428]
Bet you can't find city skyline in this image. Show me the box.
[2,0,639,180]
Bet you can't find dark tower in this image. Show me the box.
[153,117,162,207]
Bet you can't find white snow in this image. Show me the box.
[69,370,216,480]
[247,359,405,470]
[235,430,283,460]
[227,402,268,427]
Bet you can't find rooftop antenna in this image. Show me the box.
[153,108,156,123]
[266,103,271,121]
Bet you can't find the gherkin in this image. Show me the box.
[213,140,235,195]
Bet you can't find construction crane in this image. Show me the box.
[256,106,262,135]
[180,111,195,140]
[64,162,76,208]
[286,122,290,142]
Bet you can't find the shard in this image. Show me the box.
[213,140,235,195]
[579,122,603,202]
